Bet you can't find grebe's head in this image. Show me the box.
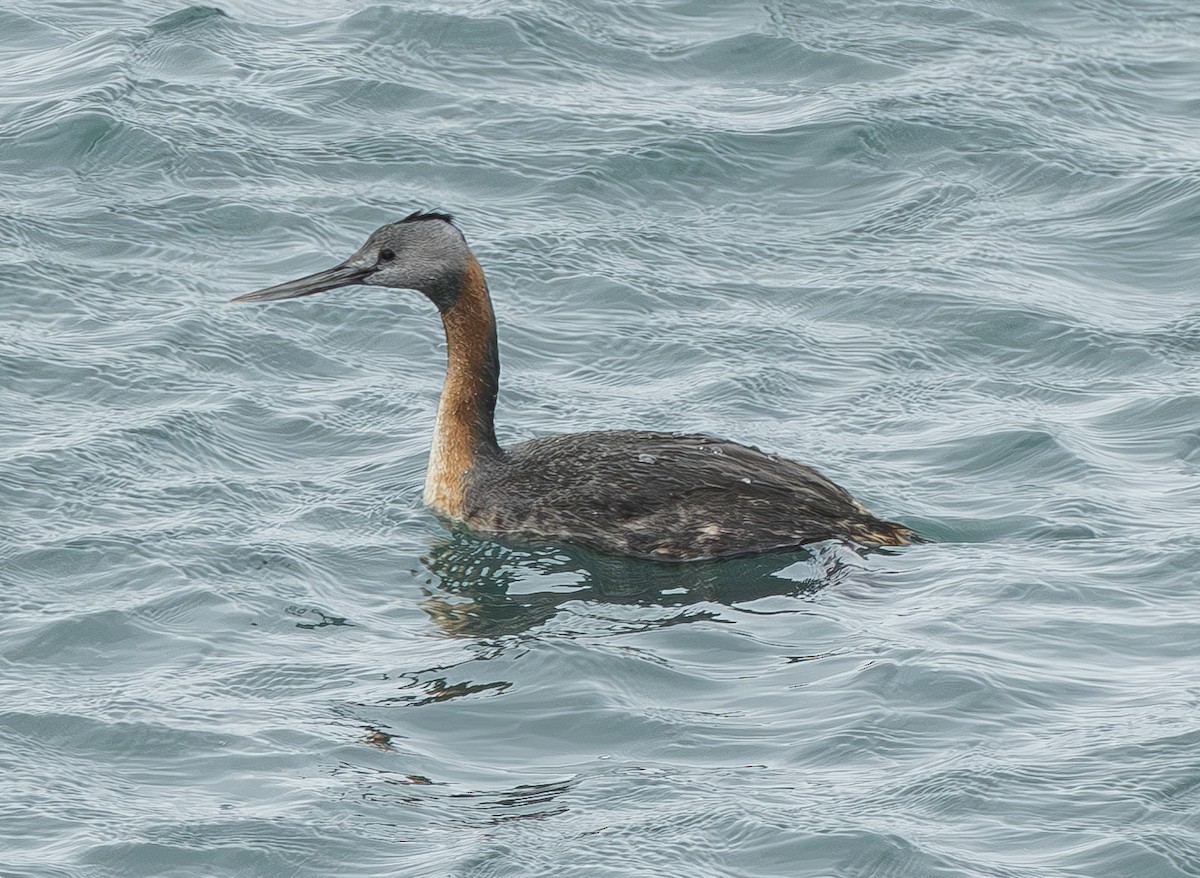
[232,211,471,311]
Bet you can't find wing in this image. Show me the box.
[463,430,903,559]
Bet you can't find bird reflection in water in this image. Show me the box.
[414,528,865,639]
[340,535,870,824]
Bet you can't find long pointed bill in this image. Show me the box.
[231,264,373,303]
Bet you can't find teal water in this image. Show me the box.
[3,1,1199,875]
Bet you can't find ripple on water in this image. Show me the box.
[4,0,1200,876]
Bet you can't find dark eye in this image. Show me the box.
[377,248,395,263]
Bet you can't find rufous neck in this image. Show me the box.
[423,255,500,516]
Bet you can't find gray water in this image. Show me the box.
[3,1,1200,876]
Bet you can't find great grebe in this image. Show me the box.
[233,211,917,560]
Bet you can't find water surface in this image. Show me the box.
[3,1,1200,876]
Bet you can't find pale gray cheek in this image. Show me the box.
[400,268,436,291]
[407,260,452,292]
[364,265,440,293]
